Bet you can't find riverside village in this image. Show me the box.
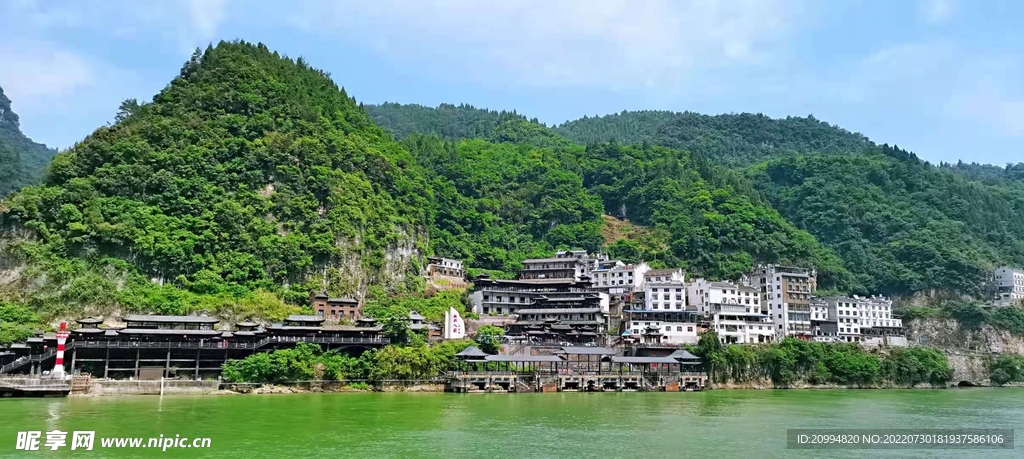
[3,251,1022,397]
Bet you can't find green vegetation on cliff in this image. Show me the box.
[751,148,1024,296]
[1,41,433,319]
[0,85,57,196]
[693,332,952,388]
[367,103,1024,295]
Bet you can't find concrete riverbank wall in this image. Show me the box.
[77,380,222,396]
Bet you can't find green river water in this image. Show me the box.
[1,389,1021,458]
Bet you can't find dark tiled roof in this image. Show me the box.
[77,317,103,325]
[72,328,105,334]
[124,315,218,324]
[555,346,614,355]
[285,315,325,323]
[327,297,358,304]
[408,311,425,321]
[485,355,564,363]
[117,329,224,336]
[455,346,488,357]
[668,349,701,361]
[611,356,679,364]
[516,308,601,315]
[235,321,259,328]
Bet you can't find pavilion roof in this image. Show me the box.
[455,346,488,358]
[554,346,614,355]
[124,315,219,324]
[484,355,564,363]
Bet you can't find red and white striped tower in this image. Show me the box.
[52,321,69,378]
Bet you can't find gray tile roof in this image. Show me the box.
[485,354,564,363]
[285,315,325,323]
[555,346,614,355]
[124,315,219,324]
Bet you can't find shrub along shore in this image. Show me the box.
[213,331,1024,391]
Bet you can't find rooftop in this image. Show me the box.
[124,315,219,324]
[554,346,615,355]
[610,356,680,364]
[645,268,682,277]
[522,257,582,264]
[285,315,325,323]
[516,308,601,315]
[117,328,224,336]
[484,354,565,363]
[668,349,702,361]
[455,346,489,358]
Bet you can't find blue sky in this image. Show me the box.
[1,0,1022,165]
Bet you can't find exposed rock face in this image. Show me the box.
[905,318,1024,385]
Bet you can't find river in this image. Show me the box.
[1,389,1020,458]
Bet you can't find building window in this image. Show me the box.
[687,327,693,332]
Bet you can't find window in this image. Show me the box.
[687,327,693,332]
[676,326,683,332]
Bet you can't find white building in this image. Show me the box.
[818,295,903,344]
[995,266,1024,300]
[623,310,700,345]
[705,302,775,344]
[592,261,650,294]
[745,264,816,338]
[688,279,760,315]
[644,268,687,311]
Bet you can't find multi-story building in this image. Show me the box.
[556,249,610,278]
[591,261,650,295]
[703,302,775,344]
[687,279,760,315]
[815,296,904,344]
[810,298,836,341]
[623,310,701,346]
[519,257,585,280]
[425,256,466,289]
[995,266,1024,300]
[506,295,607,343]
[685,280,771,344]
[822,296,864,343]
[745,264,817,339]
[467,275,610,316]
[859,296,904,345]
[309,291,361,320]
[644,269,687,311]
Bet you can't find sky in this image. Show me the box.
[1,0,1022,165]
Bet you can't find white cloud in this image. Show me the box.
[919,0,955,24]
[0,42,97,105]
[1,0,231,53]
[288,0,802,91]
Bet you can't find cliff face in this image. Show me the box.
[904,318,1024,385]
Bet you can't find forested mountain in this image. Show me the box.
[750,146,1024,296]
[364,103,532,140]
[551,111,874,165]
[365,103,1023,296]
[0,41,433,317]
[0,85,57,196]
[939,161,1024,187]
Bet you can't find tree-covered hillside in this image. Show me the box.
[750,145,1024,296]
[0,85,57,196]
[399,118,853,288]
[364,102,1024,296]
[0,41,433,317]
[364,102,532,140]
